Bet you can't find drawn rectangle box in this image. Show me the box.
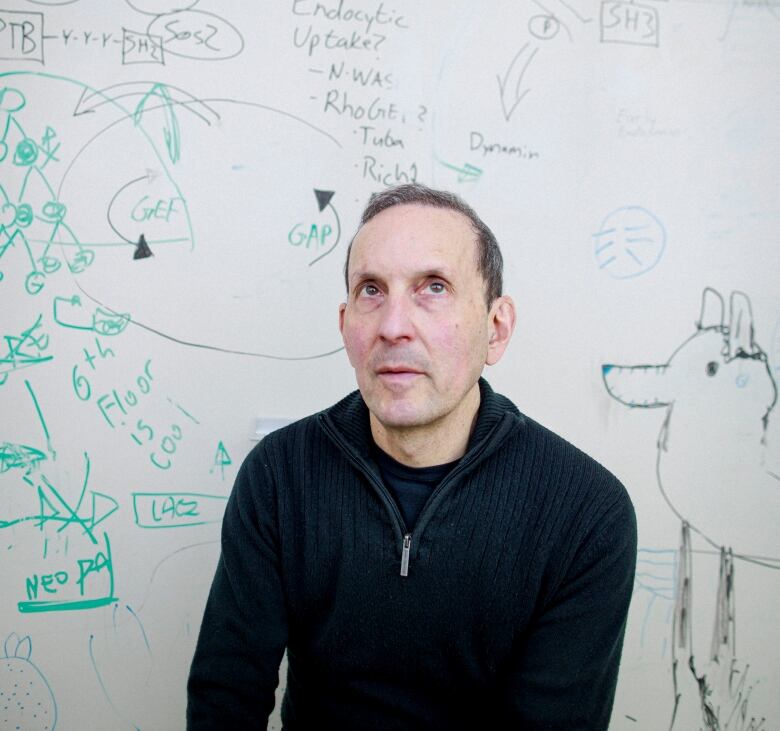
[122,28,164,65]
[600,1,660,47]
[133,491,227,529]
[0,10,44,63]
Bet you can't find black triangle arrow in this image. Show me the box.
[314,189,334,212]
[133,233,154,260]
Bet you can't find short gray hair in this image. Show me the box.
[344,183,503,308]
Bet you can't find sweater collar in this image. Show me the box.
[319,377,521,462]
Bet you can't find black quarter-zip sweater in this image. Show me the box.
[187,379,637,730]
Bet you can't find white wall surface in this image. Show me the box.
[1,1,778,728]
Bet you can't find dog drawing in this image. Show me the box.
[602,287,778,730]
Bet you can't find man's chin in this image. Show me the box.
[369,398,432,430]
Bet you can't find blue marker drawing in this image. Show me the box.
[1,633,58,730]
[593,205,666,279]
[633,548,676,652]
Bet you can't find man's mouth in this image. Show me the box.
[376,367,424,383]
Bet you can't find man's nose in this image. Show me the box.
[377,293,416,342]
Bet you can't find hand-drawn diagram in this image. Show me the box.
[0,9,45,64]
[0,3,245,66]
[145,7,244,62]
[600,0,660,47]
[0,315,52,386]
[53,294,129,335]
[593,205,666,279]
[496,43,540,122]
[2,450,119,614]
[0,73,193,298]
[496,0,592,122]
[602,287,778,728]
[1,633,57,730]
[286,188,341,267]
[1,441,47,476]
[1,69,347,359]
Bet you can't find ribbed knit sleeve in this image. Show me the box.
[186,439,288,729]
[496,452,637,730]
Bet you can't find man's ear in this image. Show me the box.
[338,302,346,336]
[486,295,516,366]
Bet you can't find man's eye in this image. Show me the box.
[359,284,380,297]
[425,281,446,294]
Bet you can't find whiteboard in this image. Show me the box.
[1,1,778,728]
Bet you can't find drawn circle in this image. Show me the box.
[14,138,38,166]
[147,10,244,60]
[593,206,666,279]
[126,0,199,14]
[41,201,66,223]
[0,87,25,112]
[528,14,560,40]
[68,248,95,273]
[15,203,33,228]
[40,256,61,274]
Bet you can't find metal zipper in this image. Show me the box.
[400,534,411,577]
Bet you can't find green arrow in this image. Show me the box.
[435,158,483,182]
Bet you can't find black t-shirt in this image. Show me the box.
[371,443,460,531]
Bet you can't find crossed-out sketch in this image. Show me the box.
[603,287,778,729]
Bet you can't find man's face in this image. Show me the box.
[339,203,505,431]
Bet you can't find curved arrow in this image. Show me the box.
[73,81,220,126]
[496,43,539,122]
[309,189,341,267]
[106,172,158,244]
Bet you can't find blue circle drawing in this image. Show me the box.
[593,206,666,279]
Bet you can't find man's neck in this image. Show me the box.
[369,385,481,468]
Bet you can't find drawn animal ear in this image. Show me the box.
[697,287,724,330]
[728,291,755,358]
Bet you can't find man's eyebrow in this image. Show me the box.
[348,269,383,286]
[418,267,453,280]
[349,267,453,285]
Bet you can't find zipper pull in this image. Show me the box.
[400,534,411,577]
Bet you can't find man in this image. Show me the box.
[187,183,637,729]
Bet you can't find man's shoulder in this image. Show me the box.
[501,409,636,569]
[502,404,632,517]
